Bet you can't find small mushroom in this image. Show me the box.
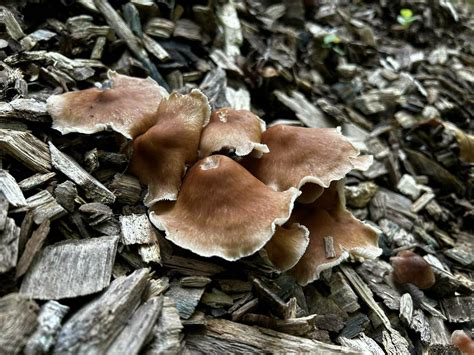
[47,71,168,139]
[390,250,436,289]
[242,125,372,204]
[149,155,300,261]
[199,108,269,158]
[129,89,210,206]
[261,224,309,272]
[451,330,474,355]
[289,180,381,286]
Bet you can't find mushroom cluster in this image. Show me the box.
[47,72,382,285]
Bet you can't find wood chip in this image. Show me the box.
[120,213,158,245]
[274,90,334,128]
[18,172,56,192]
[0,129,51,172]
[20,235,119,300]
[53,268,150,353]
[324,236,337,258]
[0,218,20,274]
[441,296,473,323]
[146,296,183,354]
[165,282,206,320]
[107,296,162,355]
[20,190,66,224]
[16,219,50,278]
[0,293,39,354]
[186,318,361,354]
[0,169,26,207]
[49,142,115,204]
[24,301,70,355]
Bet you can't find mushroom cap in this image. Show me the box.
[129,89,211,206]
[47,71,168,139]
[199,108,269,158]
[451,330,474,355]
[242,125,372,203]
[390,250,436,289]
[149,155,300,261]
[261,224,309,272]
[289,180,381,286]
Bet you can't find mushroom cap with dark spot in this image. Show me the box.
[149,155,300,261]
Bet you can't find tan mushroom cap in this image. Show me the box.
[149,155,300,261]
[47,71,168,139]
[129,89,211,206]
[199,108,269,158]
[390,250,436,289]
[242,125,373,203]
[289,180,381,286]
[261,224,309,272]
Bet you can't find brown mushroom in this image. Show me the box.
[149,155,300,261]
[47,71,168,139]
[199,108,269,158]
[390,250,436,289]
[242,125,372,204]
[261,224,309,272]
[129,89,210,206]
[289,180,381,286]
[451,330,474,355]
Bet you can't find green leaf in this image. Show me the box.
[323,34,341,45]
[400,8,413,20]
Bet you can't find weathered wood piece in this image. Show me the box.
[0,169,26,207]
[0,129,51,172]
[93,0,167,88]
[340,265,410,354]
[338,334,385,355]
[162,255,225,276]
[53,268,150,354]
[24,301,70,355]
[274,90,334,128]
[242,313,318,337]
[0,98,49,122]
[18,210,34,253]
[180,276,212,288]
[253,278,295,319]
[0,293,39,354]
[18,172,56,192]
[20,235,119,300]
[0,193,7,230]
[20,190,66,224]
[165,282,206,319]
[0,7,25,40]
[108,174,141,205]
[54,181,77,212]
[185,318,361,354]
[49,142,115,204]
[330,271,360,313]
[0,218,20,274]
[79,203,120,235]
[441,296,473,323]
[16,220,50,278]
[106,296,162,355]
[201,288,234,308]
[146,296,183,355]
[427,316,453,354]
[138,243,162,264]
[120,213,159,245]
